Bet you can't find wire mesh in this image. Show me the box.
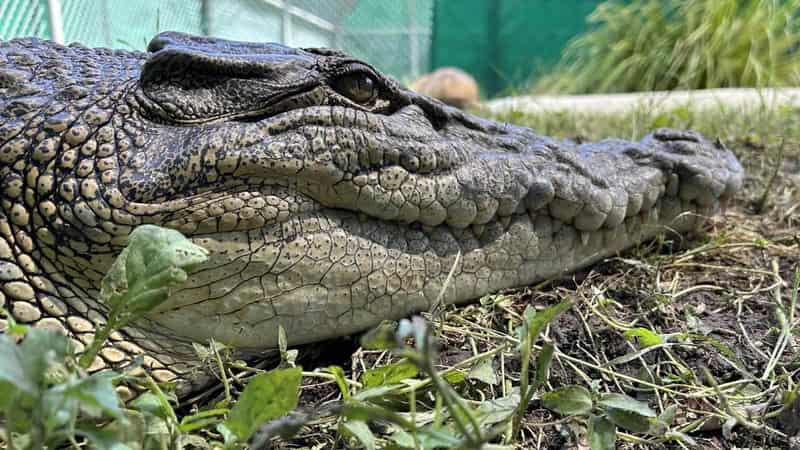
[0,0,50,41]
[0,0,432,82]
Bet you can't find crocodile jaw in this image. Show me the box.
[122,104,743,349]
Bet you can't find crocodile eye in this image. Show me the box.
[333,72,378,104]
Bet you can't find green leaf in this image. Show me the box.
[623,328,663,348]
[598,393,656,417]
[131,392,170,420]
[534,342,555,389]
[657,404,678,426]
[541,385,593,416]
[604,407,653,433]
[354,384,403,402]
[389,426,463,449]
[101,225,209,316]
[362,361,418,388]
[466,357,498,386]
[59,370,123,419]
[588,414,616,450]
[327,365,350,400]
[442,370,466,385]
[224,367,302,441]
[520,300,573,348]
[0,334,36,394]
[19,328,71,388]
[474,389,521,427]
[216,423,239,449]
[340,420,376,450]
[648,403,679,436]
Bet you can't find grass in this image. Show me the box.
[1,103,799,449]
[534,0,800,94]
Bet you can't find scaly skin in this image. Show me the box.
[0,33,743,388]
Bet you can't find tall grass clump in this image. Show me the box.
[534,0,800,94]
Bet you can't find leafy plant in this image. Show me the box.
[535,0,800,94]
[0,225,209,449]
[540,384,690,449]
[80,225,209,368]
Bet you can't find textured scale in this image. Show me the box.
[0,32,744,393]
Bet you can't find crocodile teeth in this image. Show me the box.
[421,224,435,233]
[580,231,590,246]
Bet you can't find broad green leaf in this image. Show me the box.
[131,392,171,420]
[623,328,663,348]
[19,328,71,388]
[474,389,520,427]
[604,407,653,433]
[649,404,678,436]
[0,334,36,394]
[340,400,406,424]
[354,384,403,402]
[224,367,302,441]
[541,385,593,416]
[77,425,137,450]
[340,420,376,450]
[520,300,573,347]
[59,370,123,419]
[657,404,678,426]
[101,225,209,315]
[588,414,616,450]
[389,426,463,449]
[466,357,498,386]
[362,361,418,388]
[41,388,79,437]
[598,393,656,417]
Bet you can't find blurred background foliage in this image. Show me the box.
[534,0,800,94]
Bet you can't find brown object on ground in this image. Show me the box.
[410,67,480,108]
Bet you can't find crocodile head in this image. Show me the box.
[0,33,743,378]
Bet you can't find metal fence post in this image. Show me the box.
[281,0,293,44]
[46,0,64,43]
[408,0,419,79]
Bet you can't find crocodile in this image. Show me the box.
[0,32,743,389]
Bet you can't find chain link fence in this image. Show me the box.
[0,0,432,81]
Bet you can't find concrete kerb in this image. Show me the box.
[484,88,800,116]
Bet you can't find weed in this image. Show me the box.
[534,0,800,94]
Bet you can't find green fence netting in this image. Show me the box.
[0,0,432,83]
[431,0,606,97]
